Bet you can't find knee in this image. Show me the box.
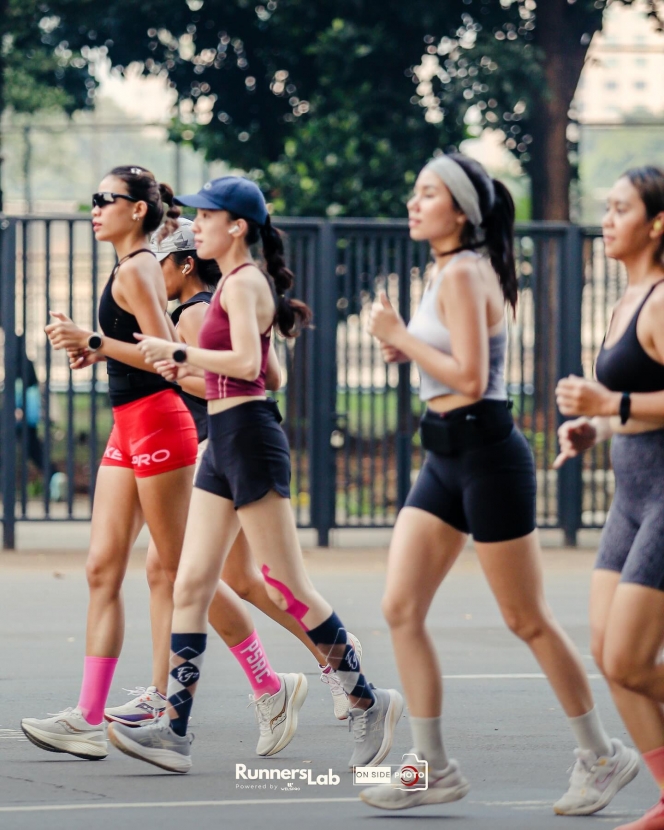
[590,629,607,676]
[224,569,262,604]
[173,573,211,613]
[603,650,651,693]
[146,554,176,591]
[381,593,424,630]
[502,605,551,643]
[86,549,123,594]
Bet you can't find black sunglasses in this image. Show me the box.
[92,192,139,209]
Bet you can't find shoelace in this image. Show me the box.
[320,669,347,697]
[123,686,156,701]
[46,707,75,717]
[247,694,273,735]
[566,749,598,792]
[348,708,368,742]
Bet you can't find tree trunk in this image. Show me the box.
[526,0,603,220]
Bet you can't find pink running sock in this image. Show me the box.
[77,656,119,725]
[644,746,664,790]
[229,631,281,697]
[613,798,664,830]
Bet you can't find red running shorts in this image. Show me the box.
[101,389,198,478]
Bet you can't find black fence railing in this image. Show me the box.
[0,216,622,548]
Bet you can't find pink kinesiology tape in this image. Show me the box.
[261,565,310,630]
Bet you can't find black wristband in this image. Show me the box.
[173,347,187,364]
[619,391,631,425]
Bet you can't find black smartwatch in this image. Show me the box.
[619,391,631,425]
[173,346,188,364]
[87,333,103,352]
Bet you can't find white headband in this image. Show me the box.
[425,155,484,228]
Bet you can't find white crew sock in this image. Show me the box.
[568,706,613,758]
[409,715,449,771]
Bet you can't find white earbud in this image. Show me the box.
[228,224,240,235]
[182,264,191,274]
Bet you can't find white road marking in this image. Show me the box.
[0,798,358,813]
[445,673,602,680]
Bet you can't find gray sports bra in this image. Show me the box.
[407,251,507,402]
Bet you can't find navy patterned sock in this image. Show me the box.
[166,632,207,736]
[306,612,375,706]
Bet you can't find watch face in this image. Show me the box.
[88,334,102,351]
[173,348,187,363]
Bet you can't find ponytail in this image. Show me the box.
[157,182,181,240]
[447,153,518,314]
[483,180,517,313]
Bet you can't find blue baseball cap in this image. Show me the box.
[174,176,269,226]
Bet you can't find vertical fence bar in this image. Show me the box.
[396,251,412,509]
[1,219,17,549]
[557,225,584,545]
[309,222,337,546]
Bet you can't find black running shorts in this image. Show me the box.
[194,399,291,508]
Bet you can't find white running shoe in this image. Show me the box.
[360,758,470,810]
[109,719,192,773]
[21,707,107,760]
[348,687,404,769]
[320,633,363,721]
[251,672,308,756]
[553,738,640,815]
[104,685,166,726]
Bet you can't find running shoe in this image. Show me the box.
[108,719,192,773]
[348,687,404,770]
[104,685,166,726]
[553,738,639,815]
[320,632,363,721]
[21,706,107,760]
[359,757,470,810]
[251,672,308,756]
[613,798,664,830]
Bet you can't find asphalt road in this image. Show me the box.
[0,546,658,830]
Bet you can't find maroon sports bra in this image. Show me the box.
[198,263,272,401]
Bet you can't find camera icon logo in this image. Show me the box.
[395,753,428,791]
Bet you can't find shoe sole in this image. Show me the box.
[20,722,107,760]
[350,689,405,771]
[553,749,640,816]
[359,780,470,811]
[262,673,309,757]
[108,724,191,773]
[104,713,159,727]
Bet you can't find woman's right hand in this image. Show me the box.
[67,348,106,370]
[553,417,597,469]
[153,359,191,383]
[381,343,409,364]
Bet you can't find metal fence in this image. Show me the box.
[0,216,622,548]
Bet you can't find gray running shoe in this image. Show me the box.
[108,718,192,773]
[348,687,404,770]
[21,706,107,760]
[252,672,308,756]
[360,758,470,810]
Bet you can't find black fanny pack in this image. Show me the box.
[419,399,514,456]
[108,372,171,392]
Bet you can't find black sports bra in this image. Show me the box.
[98,248,172,407]
[595,279,664,393]
[170,291,212,442]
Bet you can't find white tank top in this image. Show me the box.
[406,251,507,402]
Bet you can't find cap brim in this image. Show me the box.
[174,193,221,209]
[154,251,170,262]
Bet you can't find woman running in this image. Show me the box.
[105,219,363,729]
[20,166,199,760]
[358,153,638,812]
[106,175,402,773]
[555,166,664,830]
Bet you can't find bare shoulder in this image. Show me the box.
[439,256,484,300]
[116,252,161,292]
[641,280,664,327]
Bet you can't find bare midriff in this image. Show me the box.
[207,394,267,415]
[425,392,483,414]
